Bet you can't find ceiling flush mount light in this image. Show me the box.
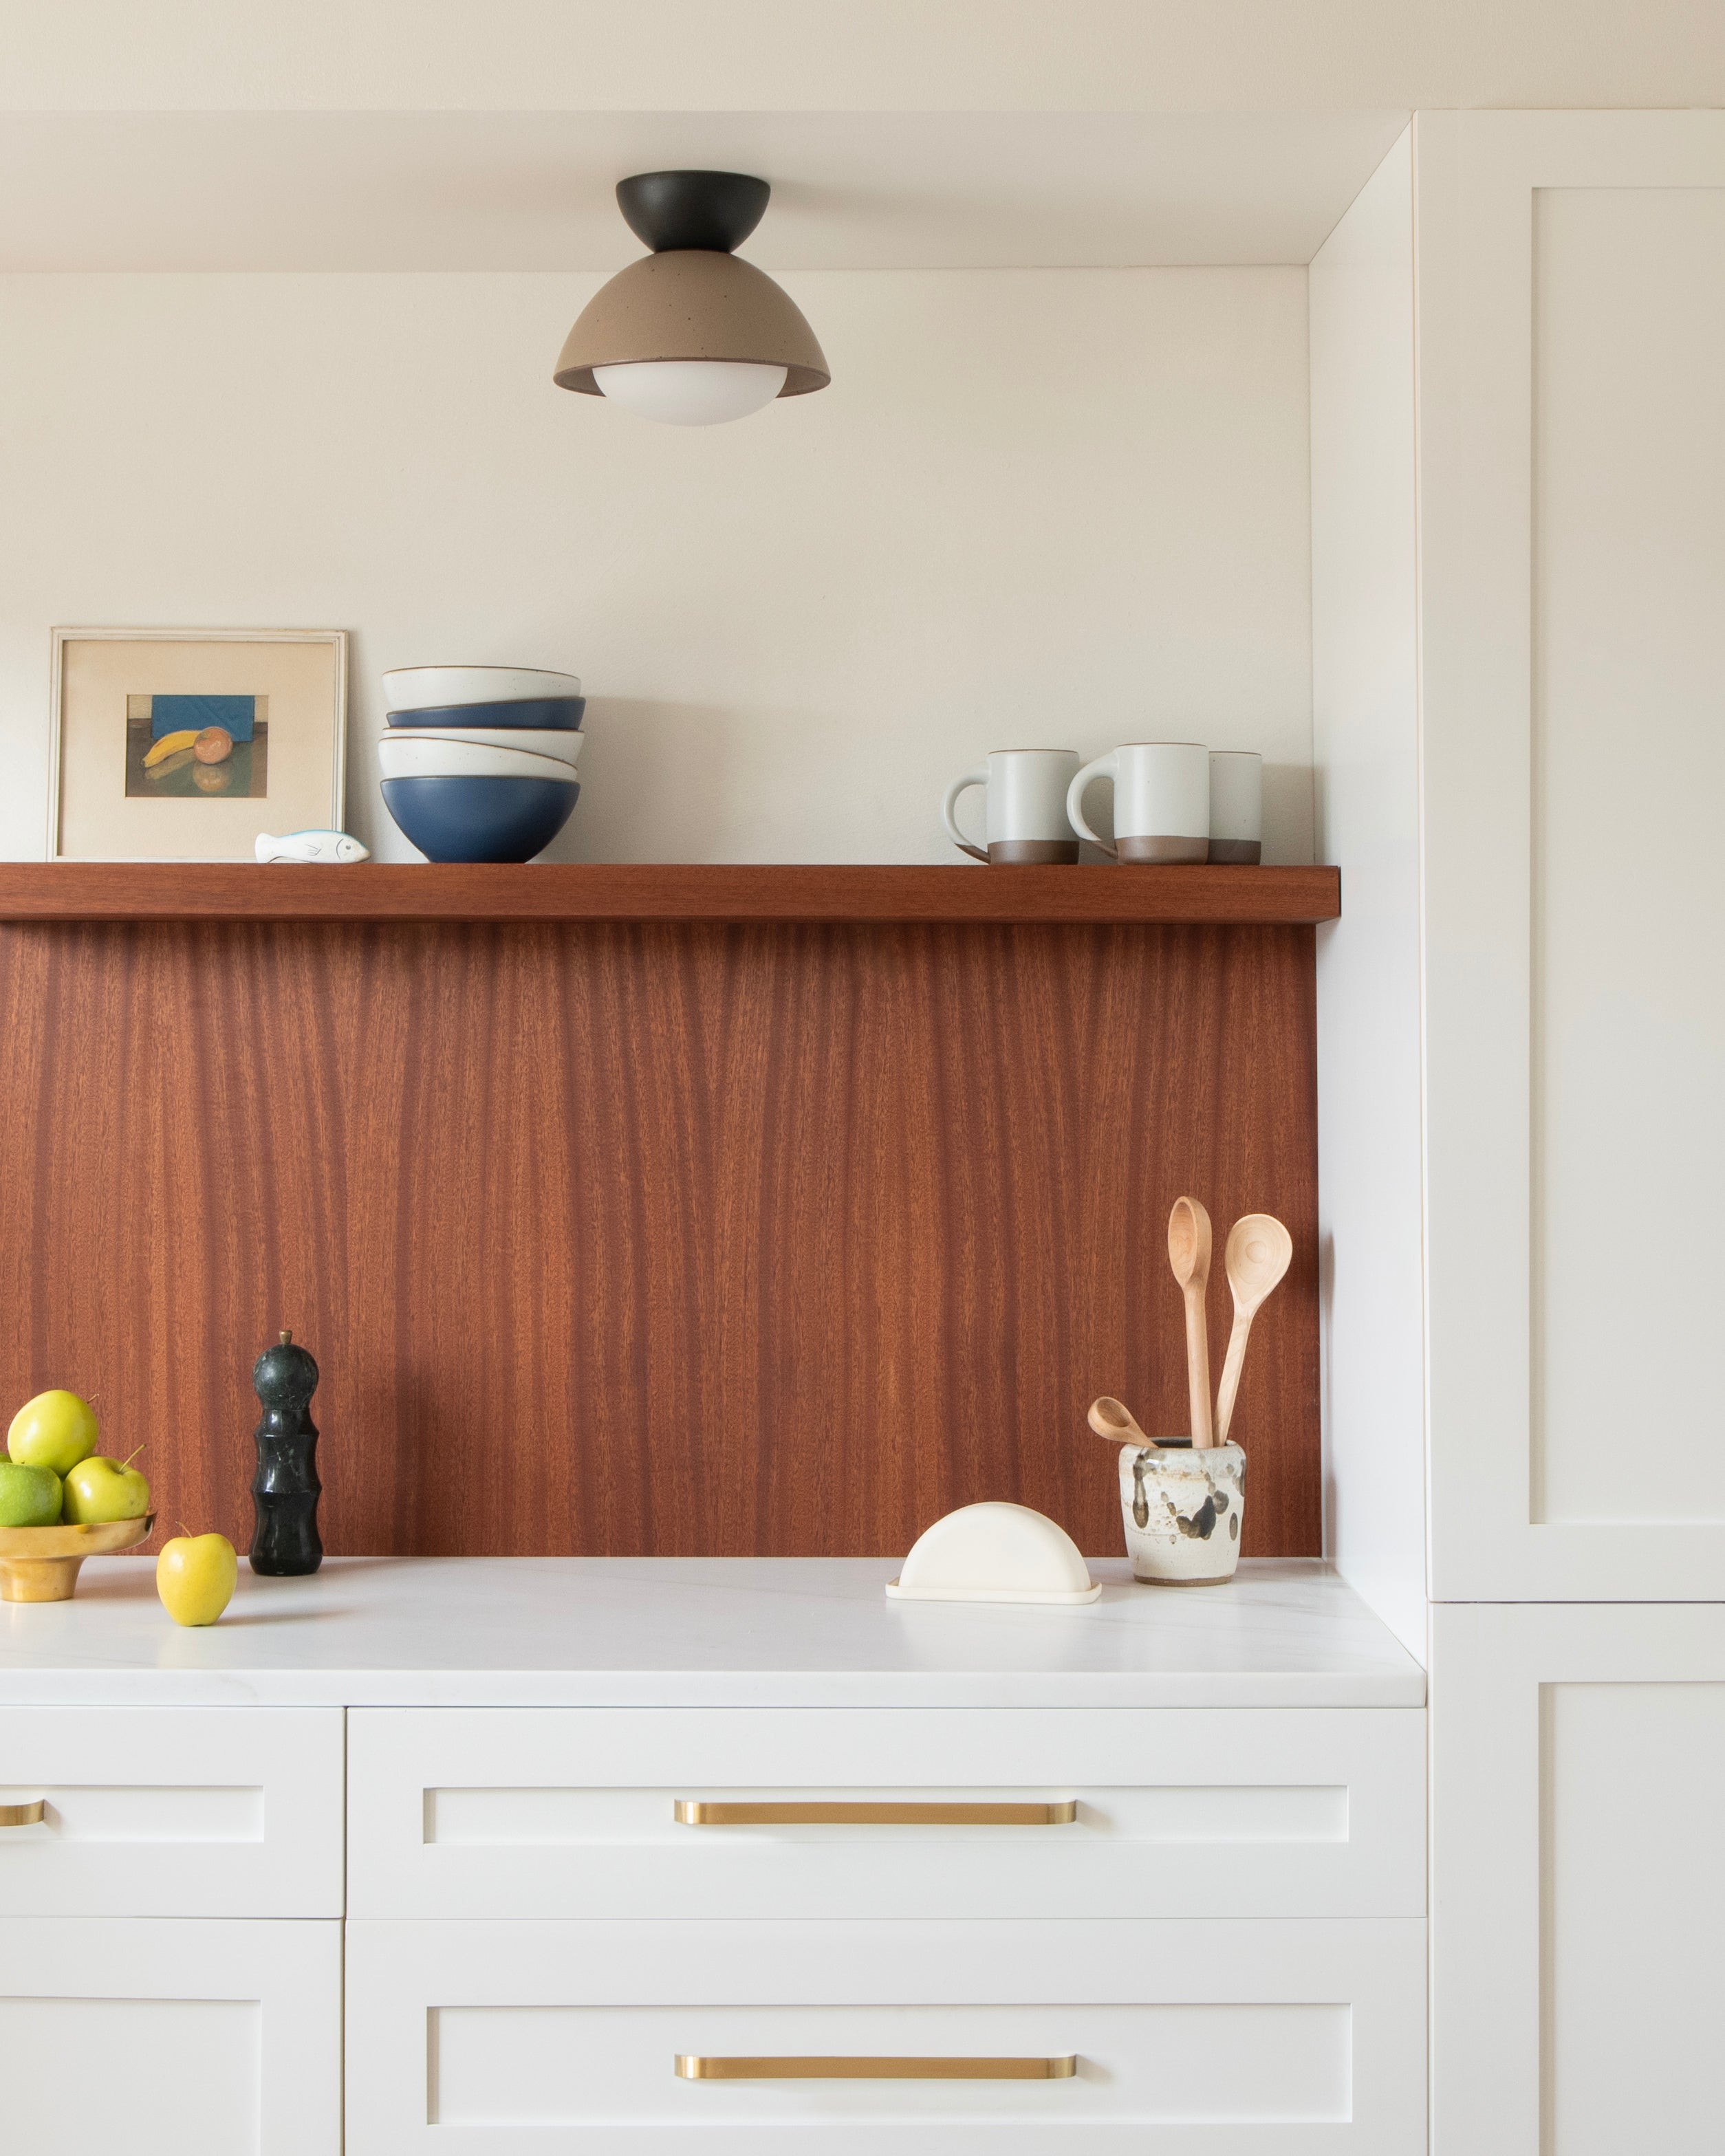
[554,170,829,426]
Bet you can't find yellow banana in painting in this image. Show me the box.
[143,730,199,768]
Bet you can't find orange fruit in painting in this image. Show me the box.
[193,727,233,764]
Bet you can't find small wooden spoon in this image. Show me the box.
[1167,1197,1215,1448]
[1214,1212,1294,1446]
[1087,1395,1153,1448]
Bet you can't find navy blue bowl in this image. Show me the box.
[387,696,585,731]
[381,776,579,863]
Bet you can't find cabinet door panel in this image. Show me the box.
[347,1917,1426,2153]
[1416,109,1725,1596]
[0,1706,344,1914]
[1431,1603,1725,2155]
[348,1706,1424,1920]
[0,1917,341,2155]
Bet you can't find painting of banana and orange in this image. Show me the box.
[50,628,346,862]
[124,692,270,798]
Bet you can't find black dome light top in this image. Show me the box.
[616,170,772,254]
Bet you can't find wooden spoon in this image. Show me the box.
[1214,1212,1294,1446]
[1087,1395,1153,1448]
[1167,1196,1215,1448]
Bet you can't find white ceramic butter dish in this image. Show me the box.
[886,1501,1102,1605]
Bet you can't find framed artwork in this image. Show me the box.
[47,627,347,861]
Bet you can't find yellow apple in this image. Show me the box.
[62,1452,150,1525]
[8,1389,98,1476]
[156,1533,237,1627]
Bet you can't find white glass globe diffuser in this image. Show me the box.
[593,360,788,427]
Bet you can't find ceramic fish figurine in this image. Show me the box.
[255,830,369,864]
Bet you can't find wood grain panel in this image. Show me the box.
[0,861,1341,926]
[0,921,1319,1559]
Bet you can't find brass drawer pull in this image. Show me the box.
[0,1798,45,1827]
[677,2054,1077,2081]
[673,1799,1077,1827]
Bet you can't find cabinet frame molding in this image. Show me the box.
[1416,109,1725,1599]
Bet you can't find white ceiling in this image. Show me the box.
[0,110,1411,272]
[4,0,1716,117]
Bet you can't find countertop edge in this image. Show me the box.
[0,1673,1426,1709]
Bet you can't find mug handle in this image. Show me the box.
[1066,752,1118,858]
[940,767,990,862]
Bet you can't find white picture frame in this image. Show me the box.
[47,626,347,862]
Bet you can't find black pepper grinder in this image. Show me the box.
[250,1328,322,1576]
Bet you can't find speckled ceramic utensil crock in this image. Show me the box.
[1118,1439,1245,1584]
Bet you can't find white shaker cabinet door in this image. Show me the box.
[347,1916,1427,2154]
[1415,110,1725,1598]
[1431,1602,1725,2155]
[0,1916,342,2155]
[0,1706,345,1915]
[347,1705,1425,1921]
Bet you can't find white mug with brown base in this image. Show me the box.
[942,748,1081,864]
[1066,742,1210,863]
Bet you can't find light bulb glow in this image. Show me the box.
[593,360,788,426]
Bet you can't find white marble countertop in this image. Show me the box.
[0,1556,1424,1709]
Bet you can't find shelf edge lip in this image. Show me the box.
[0,862,1341,926]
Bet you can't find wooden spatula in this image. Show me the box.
[1167,1197,1215,1448]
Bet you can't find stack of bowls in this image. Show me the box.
[378,666,585,862]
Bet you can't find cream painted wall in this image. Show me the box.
[0,267,1312,864]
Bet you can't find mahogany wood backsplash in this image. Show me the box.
[0,919,1320,1559]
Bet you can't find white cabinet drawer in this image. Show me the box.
[0,1707,343,1915]
[347,1916,1426,2153]
[0,1916,342,2155]
[347,1706,1424,1920]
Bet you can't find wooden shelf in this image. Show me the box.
[0,862,1338,926]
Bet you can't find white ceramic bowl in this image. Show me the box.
[376,736,585,783]
[381,666,582,712]
[885,1502,1100,1605]
[381,726,584,769]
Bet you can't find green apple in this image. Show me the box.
[0,1460,64,1527]
[157,1532,237,1627]
[61,1452,150,1525]
[8,1389,99,1476]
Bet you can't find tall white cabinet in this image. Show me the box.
[1313,110,1725,2155]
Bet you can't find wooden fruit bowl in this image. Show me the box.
[0,1514,154,1602]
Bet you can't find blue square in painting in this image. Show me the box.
[151,694,256,742]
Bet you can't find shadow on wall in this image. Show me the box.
[532,697,746,865]
[353,697,1317,867]
[1261,762,1316,866]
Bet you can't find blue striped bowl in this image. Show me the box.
[387,696,585,731]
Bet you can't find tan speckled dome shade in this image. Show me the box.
[553,250,829,398]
